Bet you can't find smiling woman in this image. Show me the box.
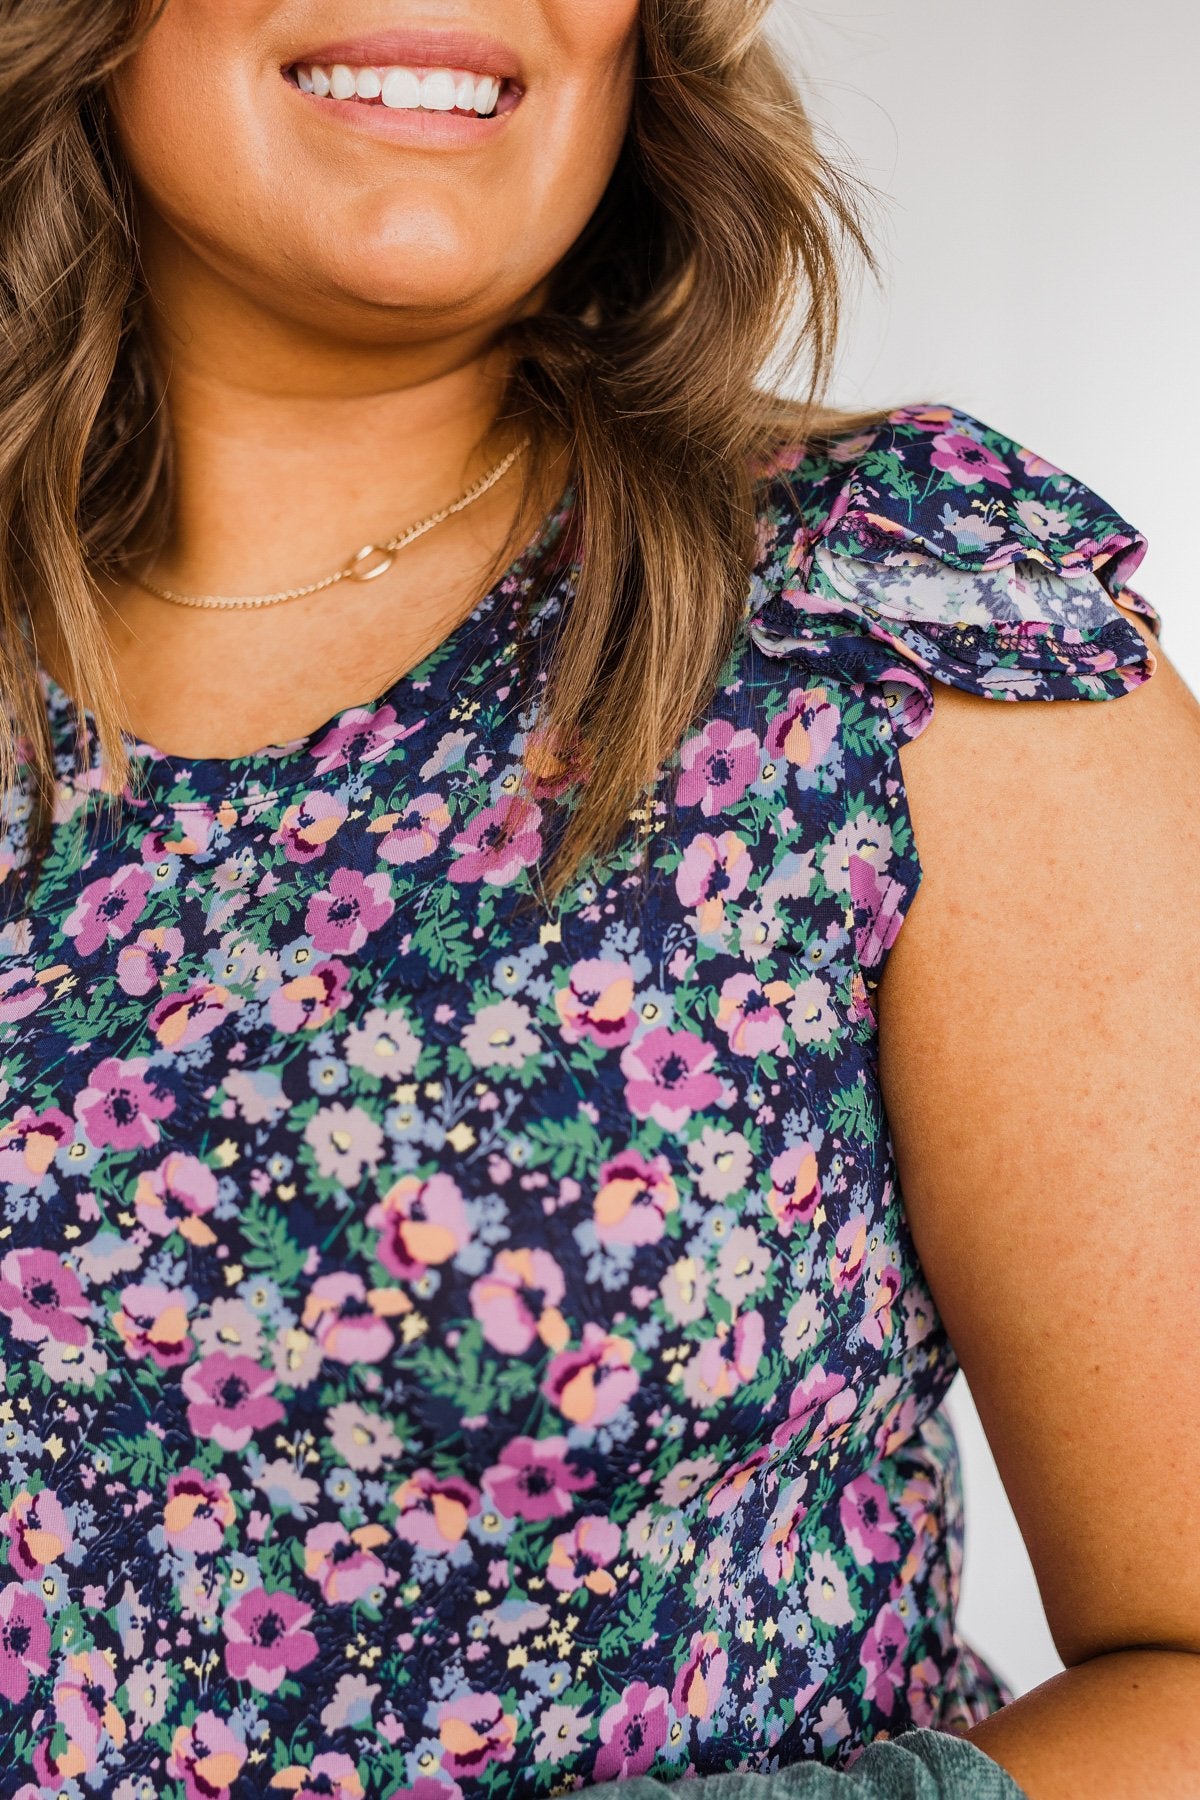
[0,4,1198,1800]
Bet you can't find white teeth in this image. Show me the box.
[381,66,422,109]
[295,61,505,115]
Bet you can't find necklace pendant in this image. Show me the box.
[349,543,396,582]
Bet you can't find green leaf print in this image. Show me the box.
[239,1192,308,1288]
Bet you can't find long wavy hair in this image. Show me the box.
[0,0,878,910]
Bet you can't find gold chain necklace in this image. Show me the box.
[135,438,529,612]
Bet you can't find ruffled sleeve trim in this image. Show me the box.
[745,405,1160,746]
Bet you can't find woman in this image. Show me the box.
[0,2,1195,1798]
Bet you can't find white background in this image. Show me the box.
[771,0,1200,1699]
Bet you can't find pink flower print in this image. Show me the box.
[309,702,415,775]
[703,1443,771,1518]
[182,1353,285,1452]
[303,1520,390,1605]
[806,1548,857,1629]
[619,1026,722,1131]
[0,1584,50,1703]
[671,1630,728,1722]
[0,1105,72,1183]
[593,1149,678,1247]
[861,1264,902,1349]
[113,1283,192,1368]
[592,1680,670,1782]
[1,1487,73,1578]
[930,430,1012,490]
[116,925,184,995]
[302,1272,396,1365]
[681,1312,764,1407]
[448,795,543,887]
[61,862,153,954]
[134,1152,220,1247]
[273,1752,366,1800]
[306,867,395,953]
[766,1143,821,1235]
[436,1692,517,1779]
[831,1214,868,1295]
[74,1055,174,1151]
[839,1473,900,1566]
[905,1655,942,1729]
[268,957,350,1032]
[149,981,236,1050]
[546,1514,621,1596]
[860,1601,909,1715]
[469,1247,569,1355]
[0,966,49,1023]
[0,1249,89,1347]
[385,1782,462,1800]
[222,1587,319,1692]
[674,831,752,935]
[273,790,348,863]
[368,1172,471,1279]
[848,855,908,971]
[166,1710,247,1800]
[392,1470,481,1552]
[49,1645,125,1773]
[715,972,792,1058]
[163,1469,236,1554]
[674,718,760,815]
[1016,443,1066,480]
[481,1435,595,1521]
[765,687,839,770]
[554,957,637,1049]
[770,1366,856,1459]
[371,791,452,865]
[761,1476,811,1585]
[542,1323,638,1426]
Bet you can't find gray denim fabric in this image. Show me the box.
[581,1730,1028,1800]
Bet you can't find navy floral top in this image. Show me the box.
[0,406,1159,1800]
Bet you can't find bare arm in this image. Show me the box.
[877,607,1200,1798]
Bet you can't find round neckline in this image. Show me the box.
[41,476,578,814]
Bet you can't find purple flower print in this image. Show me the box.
[114,1283,193,1367]
[619,1026,722,1131]
[392,1470,481,1553]
[268,958,350,1032]
[930,430,1012,490]
[43,1645,121,1777]
[674,831,752,934]
[680,1311,764,1407]
[306,867,395,953]
[469,1247,568,1355]
[0,966,48,1023]
[0,1585,50,1703]
[134,1151,220,1247]
[715,971,791,1057]
[674,717,760,815]
[222,1587,319,1692]
[116,924,185,995]
[436,1692,517,1779]
[0,1106,72,1184]
[166,1711,247,1800]
[542,1323,639,1426]
[761,1475,811,1585]
[303,1521,390,1604]
[848,853,908,973]
[546,1515,621,1596]
[273,790,348,863]
[770,1366,856,1460]
[309,702,417,775]
[61,862,153,954]
[448,796,543,887]
[839,1474,901,1567]
[766,1142,821,1236]
[148,981,236,1050]
[301,1272,395,1365]
[481,1435,595,1522]
[0,1487,73,1578]
[671,1630,728,1722]
[0,1248,89,1346]
[764,687,840,769]
[860,1601,909,1715]
[861,1264,902,1349]
[831,1214,868,1296]
[74,1055,175,1151]
[163,1469,237,1554]
[183,1353,285,1452]
[592,1149,678,1248]
[554,957,638,1049]
[273,1752,365,1800]
[368,1172,471,1279]
[592,1680,670,1782]
[385,1782,464,1800]
[372,791,451,865]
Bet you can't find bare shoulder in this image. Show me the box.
[875,609,1200,1669]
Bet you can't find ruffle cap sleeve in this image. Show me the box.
[745,404,1161,747]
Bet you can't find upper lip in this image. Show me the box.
[286,25,523,81]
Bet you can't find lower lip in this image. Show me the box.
[283,75,519,148]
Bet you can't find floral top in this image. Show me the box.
[0,406,1159,1800]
